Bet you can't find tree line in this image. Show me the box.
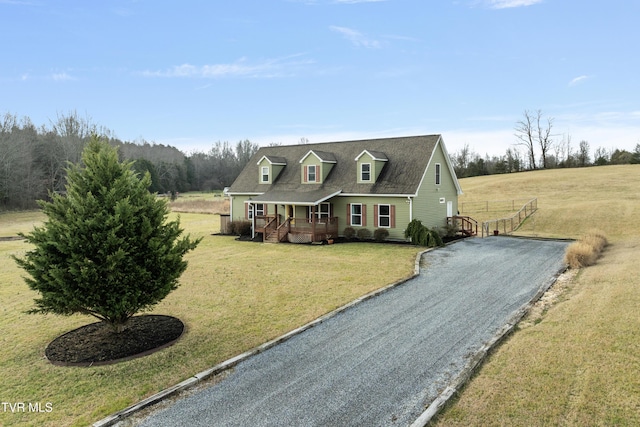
[0,112,259,210]
[451,109,640,178]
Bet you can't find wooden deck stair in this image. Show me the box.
[447,216,478,237]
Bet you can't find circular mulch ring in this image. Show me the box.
[45,315,185,367]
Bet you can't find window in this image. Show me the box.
[435,163,441,185]
[308,203,331,222]
[261,166,269,183]
[307,165,317,182]
[351,203,362,226]
[361,163,371,181]
[378,204,391,228]
[247,203,264,220]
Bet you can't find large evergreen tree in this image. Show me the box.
[14,137,201,333]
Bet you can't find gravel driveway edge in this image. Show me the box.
[409,260,569,427]
[93,246,436,427]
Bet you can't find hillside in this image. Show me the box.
[433,164,640,426]
[458,164,640,241]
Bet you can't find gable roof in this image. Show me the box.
[229,134,461,197]
[299,150,337,164]
[355,149,389,162]
[257,155,287,165]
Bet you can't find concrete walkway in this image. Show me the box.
[130,237,569,427]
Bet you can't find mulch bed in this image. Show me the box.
[45,315,184,367]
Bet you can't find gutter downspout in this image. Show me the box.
[250,202,255,239]
[408,196,413,222]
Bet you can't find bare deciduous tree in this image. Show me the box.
[514,109,555,169]
[514,110,537,169]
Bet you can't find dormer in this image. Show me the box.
[299,150,336,184]
[256,155,287,184]
[355,150,388,183]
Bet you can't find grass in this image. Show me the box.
[457,165,640,241]
[3,164,640,426]
[0,208,421,427]
[168,192,229,214]
[431,164,640,426]
[564,230,608,269]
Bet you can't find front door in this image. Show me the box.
[447,201,453,217]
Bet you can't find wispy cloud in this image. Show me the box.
[334,0,388,3]
[51,72,74,81]
[141,55,313,79]
[569,75,589,87]
[481,0,543,9]
[289,0,388,4]
[330,26,382,48]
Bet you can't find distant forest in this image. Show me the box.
[1,111,639,210]
[0,112,260,210]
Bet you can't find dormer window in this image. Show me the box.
[361,163,371,182]
[307,165,317,182]
[261,166,270,183]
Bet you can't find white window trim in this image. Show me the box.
[249,203,264,220]
[307,164,317,182]
[378,204,391,228]
[261,166,270,183]
[360,163,371,182]
[351,203,362,226]
[435,163,441,185]
[308,203,331,222]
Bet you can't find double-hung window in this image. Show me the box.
[351,203,362,226]
[307,165,317,182]
[361,163,371,181]
[261,166,269,183]
[378,204,391,228]
[308,203,330,222]
[248,203,264,220]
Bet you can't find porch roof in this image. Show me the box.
[246,188,342,206]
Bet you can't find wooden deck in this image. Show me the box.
[255,215,339,243]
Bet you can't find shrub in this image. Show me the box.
[374,228,389,242]
[583,229,608,252]
[12,138,201,333]
[357,228,372,240]
[343,226,356,239]
[564,229,608,269]
[564,241,598,269]
[230,220,252,236]
[404,219,443,247]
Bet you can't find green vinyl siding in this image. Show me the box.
[412,141,459,229]
[332,196,410,241]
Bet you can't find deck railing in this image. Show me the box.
[447,216,478,236]
[289,217,339,242]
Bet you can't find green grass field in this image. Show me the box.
[1,164,639,426]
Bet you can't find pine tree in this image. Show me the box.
[14,137,201,333]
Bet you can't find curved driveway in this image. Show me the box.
[135,237,569,427]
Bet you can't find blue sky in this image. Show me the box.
[2,0,639,157]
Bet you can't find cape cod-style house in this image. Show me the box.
[227,135,472,243]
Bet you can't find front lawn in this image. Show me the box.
[0,211,421,427]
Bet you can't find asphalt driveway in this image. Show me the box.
[132,236,569,427]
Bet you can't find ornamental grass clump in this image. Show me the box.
[564,229,608,269]
[13,137,201,333]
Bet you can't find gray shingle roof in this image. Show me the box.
[229,134,442,196]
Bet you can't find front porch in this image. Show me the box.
[255,215,339,243]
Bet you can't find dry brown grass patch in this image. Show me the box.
[564,229,608,269]
[169,198,229,214]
